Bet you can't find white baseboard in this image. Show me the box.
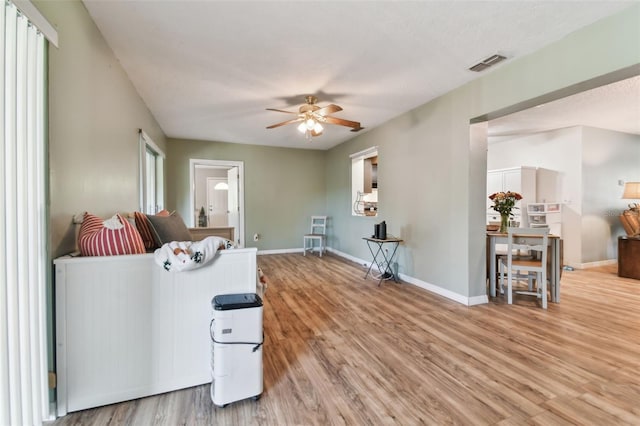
[399,273,488,306]
[568,259,617,269]
[467,294,490,306]
[326,247,372,269]
[257,248,302,255]
[328,247,486,306]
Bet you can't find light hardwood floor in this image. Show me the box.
[49,254,640,425]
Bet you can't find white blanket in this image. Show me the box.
[154,236,233,272]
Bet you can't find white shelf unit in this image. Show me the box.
[527,203,562,236]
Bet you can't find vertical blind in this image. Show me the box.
[0,1,49,424]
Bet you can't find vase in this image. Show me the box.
[499,213,509,233]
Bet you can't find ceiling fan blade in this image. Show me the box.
[266,117,303,129]
[322,116,363,131]
[314,104,342,116]
[266,108,298,115]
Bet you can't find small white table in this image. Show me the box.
[487,232,562,303]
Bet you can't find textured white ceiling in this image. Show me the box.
[82,0,637,150]
[488,75,640,142]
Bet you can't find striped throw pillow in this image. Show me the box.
[78,213,145,256]
[134,210,170,250]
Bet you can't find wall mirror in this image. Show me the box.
[351,146,378,217]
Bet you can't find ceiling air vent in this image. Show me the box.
[468,54,506,72]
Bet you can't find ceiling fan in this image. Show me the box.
[266,95,363,138]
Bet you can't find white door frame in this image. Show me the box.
[189,159,245,247]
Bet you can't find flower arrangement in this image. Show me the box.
[489,191,522,233]
[488,191,523,216]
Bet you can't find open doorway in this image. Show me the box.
[483,74,639,269]
[189,159,245,247]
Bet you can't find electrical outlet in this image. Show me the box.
[253,233,260,241]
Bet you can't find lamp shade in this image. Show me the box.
[622,182,640,199]
[305,117,316,130]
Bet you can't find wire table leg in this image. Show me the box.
[364,240,401,286]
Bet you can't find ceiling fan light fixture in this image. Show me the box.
[305,117,316,130]
[266,95,362,139]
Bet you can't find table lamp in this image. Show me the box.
[620,181,640,236]
[622,181,640,203]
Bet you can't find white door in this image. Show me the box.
[206,178,228,227]
[227,167,239,245]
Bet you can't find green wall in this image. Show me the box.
[34,0,168,404]
[581,128,640,263]
[325,4,640,301]
[166,138,326,250]
[35,0,167,259]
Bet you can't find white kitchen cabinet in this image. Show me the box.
[362,157,377,194]
[487,166,536,227]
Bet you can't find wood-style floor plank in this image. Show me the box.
[49,255,640,425]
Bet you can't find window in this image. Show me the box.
[139,130,165,214]
[351,147,378,216]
